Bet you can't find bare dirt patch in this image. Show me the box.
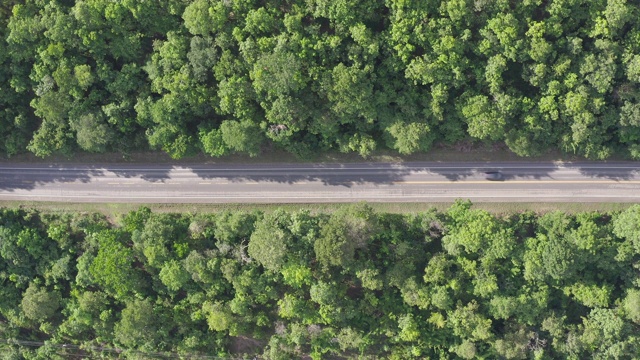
[229,335,266,356]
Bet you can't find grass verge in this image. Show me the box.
[0,142,618,165]
[0,201,633,221]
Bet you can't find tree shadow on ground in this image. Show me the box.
[0,161,637,193]
[0,164,172,191]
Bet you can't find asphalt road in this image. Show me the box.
[0,162,639,203]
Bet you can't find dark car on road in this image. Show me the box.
[484,171,504,181]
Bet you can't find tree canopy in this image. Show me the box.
[1,203,640,358]
[0,0,639,159]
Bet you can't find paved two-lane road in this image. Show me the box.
[0,162,639,203]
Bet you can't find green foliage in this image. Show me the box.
[58,290,112,341]
[580,308,636,358]
[198,126,227,157]
[492,325,531,359]
[613,204,640,252]
[115,299,164,351]
[385,121,435,155]
[159,259,190,292]
[454,339,477,359]
[1,204,640,357]
[461,95,506,141]
[20,283,60,323]
[397,313,420,342]
[89,230,143,299]
[448,300,493,342]
[314,215,353,269]
[1,0,639,159]
[219,119,263,157]
[623,289,640,324]
[71,112,113,153]
[314,204,377,269]
[248,211,292,272]
[202,301,234,333]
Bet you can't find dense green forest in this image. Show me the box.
[1,0,640,160]
[1,202,640,358]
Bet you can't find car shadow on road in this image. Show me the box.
[397,162,555,182]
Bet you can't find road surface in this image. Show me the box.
[0,162,639,203]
